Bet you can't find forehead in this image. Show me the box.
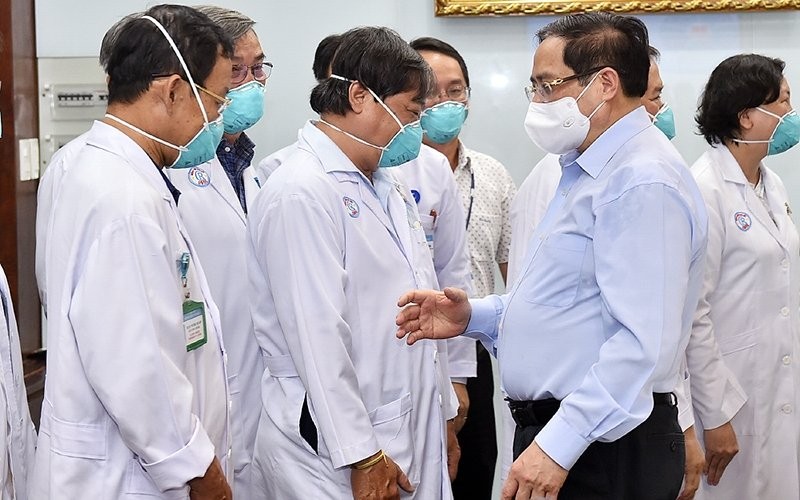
[531,37,570,80]
[233,30,263,61]
[419,50,465,84]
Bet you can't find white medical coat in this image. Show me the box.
[247,121,457,499]
[398,145,476,379]
[31,121,231,499]
[0,266,37,499]
[35,133,90,315]
[166,156,263,498]
[692,144,800,500]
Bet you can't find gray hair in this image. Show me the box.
[99,12,142,68]
[194,5,255,41]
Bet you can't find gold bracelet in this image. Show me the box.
[351,450,386,470]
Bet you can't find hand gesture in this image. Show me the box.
[395,287,471,345]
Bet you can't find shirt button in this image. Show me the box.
[781,307,790,317]
[783,355,792,365]
[782,404,793,414]
[561,190,567,197]
[224,147,231,153]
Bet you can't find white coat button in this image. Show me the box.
[438,394,443,406]
[227,448,232,458]
[781,307,790,317]
[783,355,792,365]
[782,259,789,269]
[782,404,793,414]
[229,400,233,411]
[223,353,228,364]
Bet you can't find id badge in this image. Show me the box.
[183,300,208,351]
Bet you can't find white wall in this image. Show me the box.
[36,2,800,213]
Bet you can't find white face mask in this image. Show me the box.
[523,72,604,155]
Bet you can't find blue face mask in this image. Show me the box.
[321,75,423,168]
[421,101,468,144]
[223,81,266,134]
[105,15,226,169]
[734,107,800,156]
[649,104,676,141]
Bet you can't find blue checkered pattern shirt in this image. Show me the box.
[217,132,256,213]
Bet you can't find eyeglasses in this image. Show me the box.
[524,66,605,102]
[195,84,232,114]
[232,61,274,85]
[151,73,232,114]
[427,85,471,105]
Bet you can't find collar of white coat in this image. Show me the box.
[711,143,765,187]
[85,120,175,202]
[298,120,368,178]
[574,106,651,179]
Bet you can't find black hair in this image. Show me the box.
[537,12,650,98]
[309,26,434,116]
[696,54,785,146]
[648,45,660,61]
[104,4,234,104]
[312,34,342,81]
[409,36,470,88]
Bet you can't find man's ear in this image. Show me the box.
[156,74,185,114]
[598,68,620,102]
[348,81,371,115]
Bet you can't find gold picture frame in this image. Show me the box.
[435,0,800,16]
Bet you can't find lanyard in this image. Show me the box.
[465,169,475,230]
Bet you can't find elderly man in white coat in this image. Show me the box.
[31,6,235,499]
[691,53,800,500]
[0,266,37,499]
[247,26,458,500]
[166,6,266,497]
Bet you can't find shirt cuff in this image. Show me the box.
[329,434,381,470]
[533,411,591,470]
[463,296,502,353]
[451,377,468,385]
[701,377,747,430]
[141,415,215,492]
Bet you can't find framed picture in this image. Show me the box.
[435,0,800,16]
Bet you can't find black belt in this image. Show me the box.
[507,392,677,429]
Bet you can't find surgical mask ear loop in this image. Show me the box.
[142,15,210,125]
[576,72,605,123]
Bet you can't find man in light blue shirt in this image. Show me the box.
[396,12,708,500]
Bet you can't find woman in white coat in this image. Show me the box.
[247,27,457,500]
[691,54,800,499]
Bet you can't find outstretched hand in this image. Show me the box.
[395,287,471,345]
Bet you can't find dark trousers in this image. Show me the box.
[511,398,684,500]
[451,343,497,500]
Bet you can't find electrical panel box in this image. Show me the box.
[38,57,106,173]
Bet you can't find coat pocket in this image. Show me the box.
[717,327,760,436]
[50,416,107,460]
[368,393,417,483]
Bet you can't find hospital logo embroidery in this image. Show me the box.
[734,211,751,231]
[188,167,210,187]
[343,196,360,218]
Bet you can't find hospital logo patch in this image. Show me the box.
[343,196,360,218]
[734,211,751,231]
[188,167,210,187]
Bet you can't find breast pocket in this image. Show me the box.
[521,233,589,307]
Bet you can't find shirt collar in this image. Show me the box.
[574,106,652,179]
[456,141,472,173]
[217,131,256,159]
[157,166,181,204]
